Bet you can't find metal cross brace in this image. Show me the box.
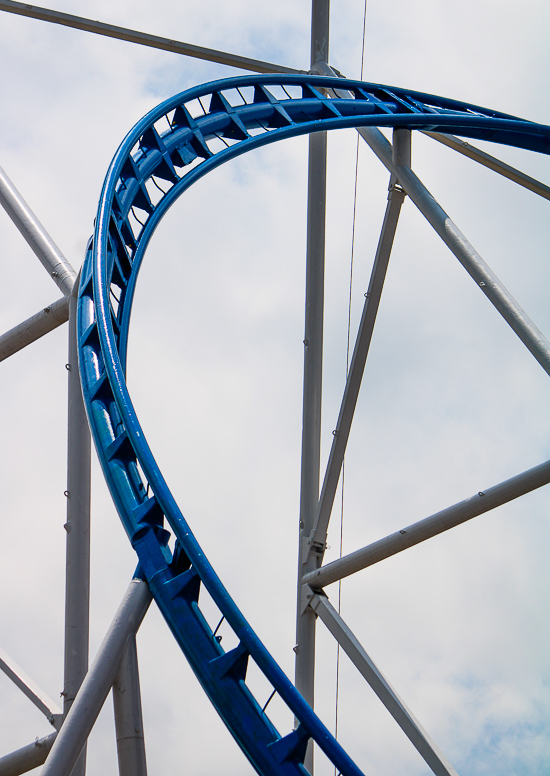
[307,589,459,776]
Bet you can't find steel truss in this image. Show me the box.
[0,3,548,776]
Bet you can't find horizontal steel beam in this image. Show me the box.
[422,132,550,201]
[304,458,550,589]
[41,578,151,776]
[357,126,550,376]
[0,1,303,74]
[0,295,69,362]
[0,647,62,729]
[309,592,459,776]
[0,165,76,295]
[0,732,57,776]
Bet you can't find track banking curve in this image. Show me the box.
[76,74,550,776]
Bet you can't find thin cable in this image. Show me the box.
[359,0,368,81]
[236,86,248,105]
[334,0,368,757]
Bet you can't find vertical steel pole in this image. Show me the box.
[113,634,148,776]
[63,281,91,776]
[295,3,330,771]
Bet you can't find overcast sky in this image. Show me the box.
[0,2,549,775]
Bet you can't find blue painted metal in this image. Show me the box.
[77,74,550,775]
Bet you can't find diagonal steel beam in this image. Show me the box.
[357,126,550,376]
[0,647,62,730]
[42,579,151,776]
[0,165,76,295]
[308,591,459,776]
[421,132,550,201]
[0,1,303,75]
[0,296,69,362]
[304,458,550,589]
[306,134,408,559]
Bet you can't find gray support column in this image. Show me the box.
[0,166,76,295]
[113,634,148,776]
[0,733,57,776]
[0,296,69,362]
[295,129,327,697]
[295,4,330,771]
[63,283,91,776]
[309,592,459,776]
[42,579,152,776]
[357,127,550,376]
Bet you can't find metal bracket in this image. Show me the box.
[300,584,325,616]
[388,181,405,195]
[301,532,326,565]
[49,713,63,731]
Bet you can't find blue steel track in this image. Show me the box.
[77,74,550,776]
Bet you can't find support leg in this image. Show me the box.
[0,165,75,295]
[63,286,91,776]
[113,634,148,776]
[295,5,330,772]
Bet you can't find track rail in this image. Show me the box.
[77,74,550,776]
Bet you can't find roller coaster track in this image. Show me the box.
[76,74,550,776]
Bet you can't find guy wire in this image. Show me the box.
[334,0,368,755]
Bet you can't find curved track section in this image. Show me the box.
[77,74,550,776]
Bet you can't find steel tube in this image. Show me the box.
[113,634,148,776]
[0,733,57,776]
[42,579,152,776]
[309,593,459,776]
[309,1,330,68]
[357,126,550,376]
[0,165,76,295]
[295,127,327,708]
[304,458,550,589]
[0,296,69,362]
[294,6,330,771]
[0,1,302,75]
[422,132,550,201]
[0,647,62,729]
[62,286,91,776]
[310,132,408,550]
